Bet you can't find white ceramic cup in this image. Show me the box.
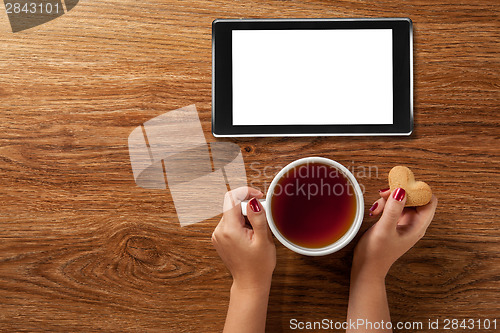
[242,157,364,256]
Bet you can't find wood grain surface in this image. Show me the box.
[0,0,499,332]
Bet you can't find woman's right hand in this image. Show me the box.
[212,187,276,291]
[352,188,438,279]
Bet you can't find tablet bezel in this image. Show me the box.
[212,18,413,137]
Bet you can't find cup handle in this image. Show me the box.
[241,199,267,216]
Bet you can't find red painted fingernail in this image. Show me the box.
[379,187,390,193]
[369,202,378,212]
[248,198,261,212]
[393,188,406,201]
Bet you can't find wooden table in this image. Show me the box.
[1,0,498,331]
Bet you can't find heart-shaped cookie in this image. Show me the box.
[388,166,432,207]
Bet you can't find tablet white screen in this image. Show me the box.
[232,29,393,125]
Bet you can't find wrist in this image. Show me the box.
[231,279,272,297]
[351,257,388,282]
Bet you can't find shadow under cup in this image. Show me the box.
[267,157,364,256]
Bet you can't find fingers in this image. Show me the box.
[222,187,263,224]
[379,188,391,200]
[211,219,221,249]
[223,187,263,212]
[211,223,229,262]
[368,197,386,216]
[414,195,438,234]
[368,188,391,216]
[211,225,219,246]
[246,198,272,242]
[377,188,407,231]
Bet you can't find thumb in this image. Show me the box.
[246,198,271,241]
[378,188,407,231]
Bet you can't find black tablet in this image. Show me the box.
[212,18,413,137]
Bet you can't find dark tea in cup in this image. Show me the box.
[270,161,358,249]
[240,157,363,255]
